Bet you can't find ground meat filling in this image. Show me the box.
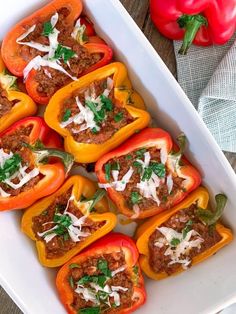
[19,8,102,97]
[60,77,134,144]
[0,125,41,196]
[32,189,105,259]
[69,251,135,313]
[0,87,19,118]
[103,147,184,214]
[149,204,222,275]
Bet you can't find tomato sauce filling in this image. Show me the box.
[68,250,138,313]
[59,77,134,144]
[103,147,184,215]
[0,125,41,196]
[0,87,19,118]
[19,8,102,97]
[148,204,222,275]
[32,189,105,259]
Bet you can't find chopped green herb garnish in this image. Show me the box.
[54,44,76,62]
[62,109,71,122]
[133,265,139,275]
[97,259,112,277]
[91,127,98,134]
[69,276,74,289]
[162,195,168,202]
[111,161,120,171]
[41,210,48,216]
[114,112,123,122]
[130,191,142,205]
[100,94,113,111]
[0,153,22,182]
[182,220,193,238]
[63,233,69,241]
[133,161,143,173]
[135,148,146,158]
[69,263,81,269]
[53,213,72,228]
[78,275,107,288]
[42,21,54,36]
[150,162,166,178]
[85,100,105,124]
[79,307,101,314]
[170,238,181,247]
[105,164,111,181]
[125,155,132,160]
[141,167,153,181]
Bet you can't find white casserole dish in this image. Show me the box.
[0,0,236,313]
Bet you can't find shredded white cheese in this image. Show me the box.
[166,173,173,194]
[37,196,90,243]
[160,147,168,165]
[111,266,126,277]
[156,226,204,269]
[71,18,87,44]
[99,167,134,192]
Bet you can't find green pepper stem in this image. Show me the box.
[196,194,227,226]
[177,14,208,55]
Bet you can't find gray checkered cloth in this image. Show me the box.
[174,34,236,152]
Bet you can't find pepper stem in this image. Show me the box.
[24,142,74,173]
[177,14,208,55]
[196,194,227,226]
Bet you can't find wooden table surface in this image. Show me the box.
[1,0,235,313]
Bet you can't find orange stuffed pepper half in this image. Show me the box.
[136,187,233,280]
[44,62,150,163]
[21,175,116,267]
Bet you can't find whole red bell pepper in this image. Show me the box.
[0,117,74,211]
[56,232,146,314]
[150,0,236,54]
[95,128,201,219]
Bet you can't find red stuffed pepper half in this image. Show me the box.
[95,128,201,219]
[56,232,146,314]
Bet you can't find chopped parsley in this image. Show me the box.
[54,44,76,63]
[42,21,54,36]
[135,148,146,158]
[69,263,81,269]
[133,265,139,275]
[79,307,100,314]
[77,274,107,288]
[105,164,111,181]
[68,276,74,289]
[130,191,142,205]
[85,100,105,124]
[150,162,166,178]
[182,220,193,238]
[97,259,112,277]
[100,94,113,111]
[114,112,123,122]
[141,167,153,181]
[91,127,98,134]
[170,238,181,247]
[125,155,132,160]
[43,212,72,239]
[0,153,22,182]
[111,161,120,171]
[62,109,71,122]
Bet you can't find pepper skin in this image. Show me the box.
[0,117,73,211]
[95,128,201,219]
[25,43,113,105]
[56,233,146,314]
[44,62,150,163]
[1,0,113,105]
[0,54,37,133]
[21,175,116,267]
[1,0,82,76]
[136,187,233,280]
[150,0,236,54]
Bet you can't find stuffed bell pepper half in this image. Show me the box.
[56,233,146,313]
[0,53,37,133]
[95,128,201,219]
[136,187,233,280]
[21,175,117,267]
[44,62,150,163]
[1,0,113,104]
[0,117,73,211]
